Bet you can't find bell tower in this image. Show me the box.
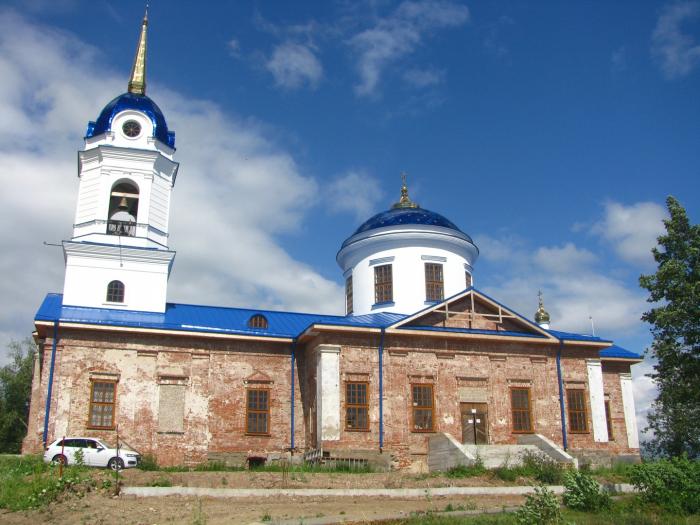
[62,9,178,313]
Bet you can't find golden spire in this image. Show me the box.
[534,290,551,324]
[392,172,419,209]
[127,6,148,95]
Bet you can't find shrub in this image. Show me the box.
[520,450,564,484]
[149,475,173,487]
[515,485,562,525]
[495,466,518,482]
[562,470,611,511]
[446,458,486,478]
[0,455,92,511]
[138,454,159,471]
[630,456,700,515]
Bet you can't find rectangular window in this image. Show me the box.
[374,264,393,304]
[604,400,614,440]
[88,381,116,429]
[567,389,588,433]
[345,382,369,431]
[345,275,353,315]
[246,389,270,435]
[411,384,434,432]
[510,387,533,433]
[465,271,473,288]
[425,263,444,301]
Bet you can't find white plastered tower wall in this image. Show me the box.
[61,10,178,314]
[338,227,478,315]
[337,180,478,316]
[62,114,178,313]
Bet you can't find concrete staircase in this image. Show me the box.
[428,433,578,472]
[463,444,540,469]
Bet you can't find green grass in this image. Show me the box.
[0,454,96,511]
[148,475,173,487]
[445,464,487,478]
[585,461,635,483]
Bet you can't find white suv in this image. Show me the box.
[43,437,141,470]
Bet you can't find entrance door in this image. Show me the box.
[461,403,489,444]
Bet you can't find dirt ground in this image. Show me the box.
[121,469,521,490]
[0,471,526,525]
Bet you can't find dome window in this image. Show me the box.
[107,182,139,237]
[374,264,393,304]
[106,280,125,303]
[122,119,142,138]
[248,314,269,330]
[425,263,444,302]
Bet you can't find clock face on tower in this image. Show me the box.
[122,120,142,138]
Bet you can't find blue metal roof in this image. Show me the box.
[546,329,612,344]
[86,92,175,149]
[36,294,404,339]
[35,294,640,359]
[341,207,473,249]
[599,345,642,360]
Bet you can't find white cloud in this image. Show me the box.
[348,0,469,96]
[476,233,647,336]
[631,359,657,443]
[533,243,597,274]
[592,201,667,266]
[652,1,700,79]
[265,42,323,89]
[227,38,241,58]
[325,170,383,220]
[472,233,522,263]
[0,11,344,361]
[402,68,444,88]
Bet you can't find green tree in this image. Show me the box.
[639,196,700,458]
[0,339,36,453]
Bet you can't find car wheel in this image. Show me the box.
[108,457,125,471]
[52,454,67,466]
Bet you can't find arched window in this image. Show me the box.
[107,181,139,237]
[106,280,125,303]
[248,314,268,329]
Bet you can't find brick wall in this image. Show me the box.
[23,325,639,469]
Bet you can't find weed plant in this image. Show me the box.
[139,457,374,473]
[515,485,562,525]
[149,475,173,487]
[562,470,611,512]
[0,455,95,511]
[519,450,564,484]
[446,456,486,478]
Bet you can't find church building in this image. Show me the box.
[22,12,642,470]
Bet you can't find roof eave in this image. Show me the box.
[34,320,294,343]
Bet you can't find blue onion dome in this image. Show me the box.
[340,177,474,249]
[85,92,175,149]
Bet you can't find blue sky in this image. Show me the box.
[1,0,699,434]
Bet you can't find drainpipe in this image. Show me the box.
[290,340,297,452]
[42,321,59,447]
[378,328,385,451]
[556,340,568,451]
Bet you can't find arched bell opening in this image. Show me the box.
[107,181,139,236]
